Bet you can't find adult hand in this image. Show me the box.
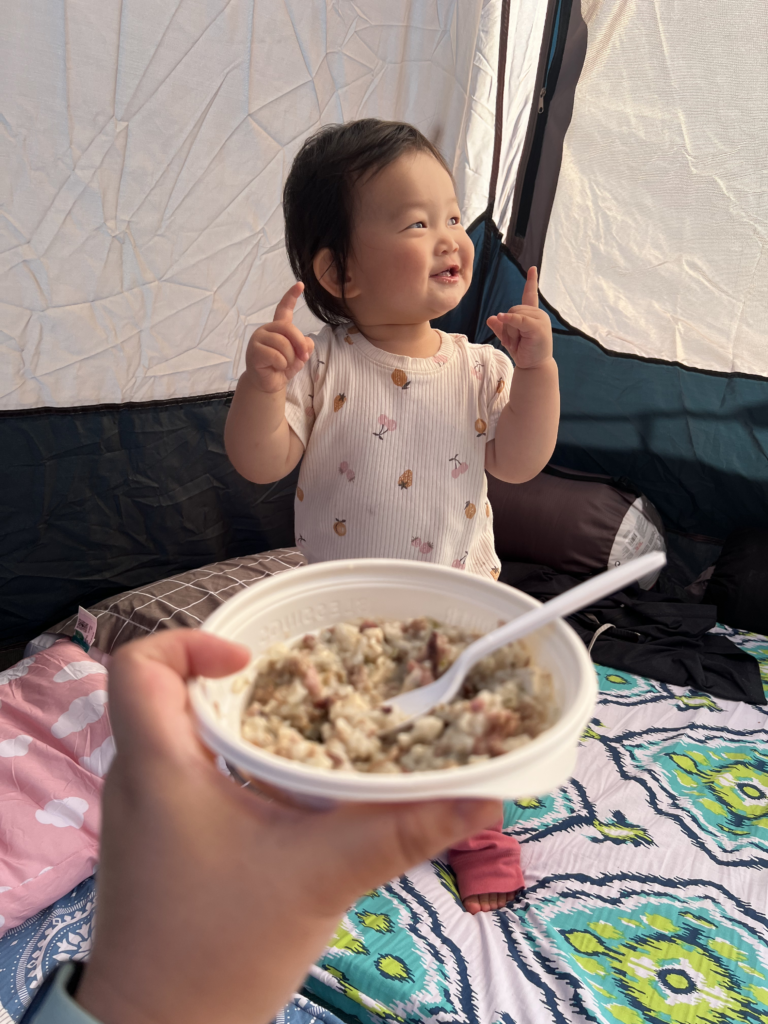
[486,266,554,369]
[244,282,315,393]
[76,630,501,1024]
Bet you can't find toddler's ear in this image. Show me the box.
[312,248,361,300]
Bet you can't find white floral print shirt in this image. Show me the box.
[284,325,512,578]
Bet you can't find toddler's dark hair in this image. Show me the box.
[283,119,451,325]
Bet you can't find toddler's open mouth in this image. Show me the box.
[431,264,461,283]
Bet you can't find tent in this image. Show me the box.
[2,0,767,659]
[3,7,768,1022]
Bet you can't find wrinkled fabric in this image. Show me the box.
[704,528,768,636]
[542,1,768,376]
[0,0,505,411]
[500,562,765,705]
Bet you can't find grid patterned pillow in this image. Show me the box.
[51,548,307,654]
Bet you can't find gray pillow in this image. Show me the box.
[51,548,307,653]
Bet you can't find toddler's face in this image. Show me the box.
[345,151,474,326]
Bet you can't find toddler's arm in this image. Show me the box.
[225,283,313,484]
[485,267,560,483]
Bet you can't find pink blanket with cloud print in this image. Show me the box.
[0,640,113,936]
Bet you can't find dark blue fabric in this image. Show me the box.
[0,874,343,1024]
[0,876,96,1021]
[434,218,768,545]
[0,397,298,646]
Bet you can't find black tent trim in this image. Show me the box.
[0,391,235,419]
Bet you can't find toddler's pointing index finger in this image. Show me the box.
[521,266,539,308]
[274,281,305,323]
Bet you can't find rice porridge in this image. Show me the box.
[239,618,556,773]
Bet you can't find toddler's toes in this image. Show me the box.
[462,895,482,915]
[463,889,525,914]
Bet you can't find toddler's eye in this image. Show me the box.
[408,221,426,229]
[449,216,460,226]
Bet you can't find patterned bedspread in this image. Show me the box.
[305,626,768,1024]
[1,627,766,1024]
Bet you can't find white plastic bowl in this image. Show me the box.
[190,559,597,803]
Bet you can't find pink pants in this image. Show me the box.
[448,819,523,899]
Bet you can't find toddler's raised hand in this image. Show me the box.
[244,282,314,393]
[486,266,553,369]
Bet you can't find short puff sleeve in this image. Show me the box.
[482,345,513,441]
[284,324,333,448]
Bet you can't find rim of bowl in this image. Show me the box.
[190,559,598,789]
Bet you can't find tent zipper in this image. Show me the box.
[509,0,572,247]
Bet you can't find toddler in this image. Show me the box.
[226,120,560,913]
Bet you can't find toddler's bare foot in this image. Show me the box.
[462,890,522,914]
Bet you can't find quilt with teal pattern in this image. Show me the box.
[1,627,766,1024]
[305,626,768,1024]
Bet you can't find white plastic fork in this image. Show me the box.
[380,550,666,733]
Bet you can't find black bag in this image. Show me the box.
[703,528,768,635]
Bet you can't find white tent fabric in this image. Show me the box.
[1,0,483,410]
[0,0,545,412]
[457,0,549,231]
[540,0,768,377]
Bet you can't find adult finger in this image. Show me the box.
[306,798,503,911]
[274,282,305,323]
[521,266,539,307]
[112,631,250,700]
[108,631,250,759]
